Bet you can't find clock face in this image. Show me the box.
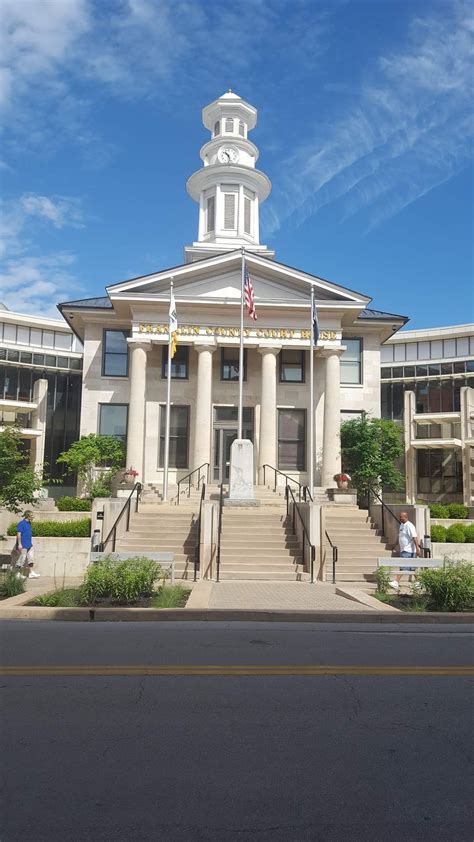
[218,146,239,164]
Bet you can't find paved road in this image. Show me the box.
[0,621,473,841]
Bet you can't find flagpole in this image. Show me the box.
[309,285,315,495]
[163,277,174,502]
[238,247,244,439]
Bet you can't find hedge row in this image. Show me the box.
[7,519,91,538]
[431,523,474,544]
[56,496,92,512]
[429,503,469,519]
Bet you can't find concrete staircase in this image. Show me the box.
[218,508,304,580]
[324,506,393,581]
[115,506,198,580]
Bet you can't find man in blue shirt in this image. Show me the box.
[12,511,40,579]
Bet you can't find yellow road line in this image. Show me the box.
[0,665,473,677]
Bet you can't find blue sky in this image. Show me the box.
[0,0,472,329]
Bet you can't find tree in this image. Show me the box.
[56,434,125,498]
[0,426,43,512]
[340,416,404,497]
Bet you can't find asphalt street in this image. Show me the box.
[0,621,473,842]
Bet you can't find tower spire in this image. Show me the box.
[185,91,274,263]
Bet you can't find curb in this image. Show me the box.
[0,606,473,623]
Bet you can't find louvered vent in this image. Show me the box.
[244,197,251,234]
[214,121,220,136]
[238,121,245,137]
[224,194,236,229]
[206,196,215,233]
[225,118,234,133]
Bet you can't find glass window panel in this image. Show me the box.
[381,367,391,379]
[280,349,304,383]
[54,332,72,350]
[8,350,20,362]
[404,366,415,378]
[30,329,42,346]
[69,358,82,370]
[4,324,16,342]
[340,362,361,384]
[0,323,3,340]
[103,330,129,377]
[18,369,32,401]
[45,355,56,367]
[453,381,461,411]
[430,340,442,358]
[57,356,68,367]
[440,380,453,412]
[392,383,404,419]
[380,345,393,363]
[428,363,440,376]
[20,352,32,364]
[392,366,403,378]
[0,349,6,360]
[162,344,189,379]
[103,354,127,376]
[42,330,54,348]
[469,337,474,355]
[415,381,429,413]
[394,344,405,362]
[278,409,305,470]
[4,368,18,399]
[429,381,441,412]
[342,339,361,361]
[99,404,128,442]
[417,341,430,360]
[104,330,128,354]
[17,326,29,345]
[405,343,417,361]
[159,405,189,468]
[220,348,246,381]
[443,339,456,357]
[466,360,474,372]
[213,406,253,424]
[440,363,453,374]
[456,337,469,356]
[33,353,44,365]
[453,361,465,373]
[381,383,391,418]
[416,365,428,377]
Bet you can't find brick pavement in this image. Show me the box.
[208,581,373,611]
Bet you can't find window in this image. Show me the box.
[224,193,236,229]
[214,406,253,424]
[456,337,469,356]
[280,349,304,383]
[159,405,189,468]
[43,330,54,348]
[394,343,406,362]
[102,329,129,377]
[99,404,128,444]
[443,339,456,357]
[4,324,16,342]
[380,345,394,363]
[225,117,234,133]
[244,196,251,234]
[404,366,415,378]
[417,341,430,360]
[406,343,417,361]
[278,409,305,471]
[221,348,247,381]
[162,344,189,379]
[214,120,220,136]
[381,367,391,379]
[238,120,245,137]
[20,352,32,364]
[206,196,215,233]
[340,338,362,384]
[17,326,30,345]
[30,328,42,346]
[431,340,442,358]
[417,448,462,495]
[55,332,72,351]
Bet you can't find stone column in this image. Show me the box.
[126,341,149,481]
[29,378,48,474]
[258,346,281,481]
[320,346,345,487]
[193,342,216,472]
[404,389,417,504]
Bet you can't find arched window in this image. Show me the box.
[225,117,234,133]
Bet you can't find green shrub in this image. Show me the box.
[7,519,91,538]
[81,556,162,605]
[429,503,449,518]
[446,524,466,544]
[447,503,469,519]
[151,585,189,608]
[32,588,82,607]
[0,570,25,599]
[56,496,92,512]
[464,524,474,543]
[430,524,447,543]
[417,561,473,612]
[375,566,391,594]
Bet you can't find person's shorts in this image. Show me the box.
[10,547,34,568]
[400,551,416,571]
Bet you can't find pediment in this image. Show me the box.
[107,251,369,306]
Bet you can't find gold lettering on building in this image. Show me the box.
[138,324,337,341]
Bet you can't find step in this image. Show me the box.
[219,562,302,572]
[218,571,302,581]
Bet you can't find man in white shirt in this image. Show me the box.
[390,511,421,590]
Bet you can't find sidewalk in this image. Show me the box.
[207,581,373,611]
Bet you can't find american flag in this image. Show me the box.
[244,263,257,321]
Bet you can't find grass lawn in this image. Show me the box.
[374,593,474,612]
[29,584,190,608]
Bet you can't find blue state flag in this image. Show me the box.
[312,293,320,344]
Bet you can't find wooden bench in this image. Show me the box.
[90,552,175,585]
[377,558,444,578]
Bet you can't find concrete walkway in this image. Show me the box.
[208,581,373,611]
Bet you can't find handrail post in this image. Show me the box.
[126,498,131,532]
[332,546,337,584]
[274,468,276,493]
[112,526,116,553]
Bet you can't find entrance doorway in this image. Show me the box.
[212,407,254,484]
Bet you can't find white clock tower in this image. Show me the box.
[185,91,274,262]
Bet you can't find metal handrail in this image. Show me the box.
[100,482,142,553]
[263,464,303,500]
[303,486,313,502]
[216,483,224,582]
[194,483,206,582]
[367,485,399,539]
[285,484,315,583]
[177,463,210,505]
[325,529,338,584]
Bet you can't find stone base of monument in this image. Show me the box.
[226,439,259,506]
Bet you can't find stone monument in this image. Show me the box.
[227,439,259,506]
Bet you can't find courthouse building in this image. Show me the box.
[59,91,407,491]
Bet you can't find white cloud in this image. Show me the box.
[262,1,474,234]
[0,193,83,315]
